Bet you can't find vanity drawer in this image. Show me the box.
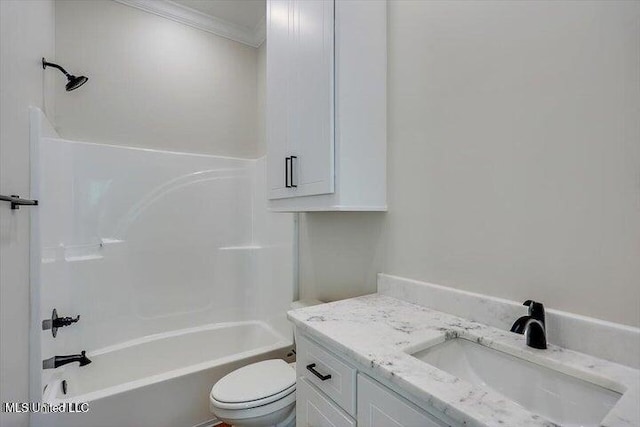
[296,335,357,416]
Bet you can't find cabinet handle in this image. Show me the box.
[290,156,297,188]
[306,363,331,381]
[285,157,291,188]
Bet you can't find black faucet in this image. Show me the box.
[42,351,92,369]
[510,300,547,349]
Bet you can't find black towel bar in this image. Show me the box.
[0,194,38,210]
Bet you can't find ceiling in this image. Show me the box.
[172,0,266,31]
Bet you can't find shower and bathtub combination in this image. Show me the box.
[29,109,295,427]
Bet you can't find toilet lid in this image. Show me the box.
[211,359,296,404]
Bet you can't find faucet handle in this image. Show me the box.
[55,315,80,327]
[523,300,545,325]
[42,309,80,338]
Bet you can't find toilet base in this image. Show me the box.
[217,401,295,427]
[275,407,295,427]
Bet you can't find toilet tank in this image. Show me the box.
[289,299,324,356]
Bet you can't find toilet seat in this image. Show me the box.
[210,359,296,410]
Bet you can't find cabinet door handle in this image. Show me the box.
[290,156,297,188]
[306,363,331,381]
[285,157,291,188]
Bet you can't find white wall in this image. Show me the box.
[299,0,640,327]
[55,0,260,158]
[0,1,55,426]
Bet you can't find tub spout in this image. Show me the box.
[43,351,92,369]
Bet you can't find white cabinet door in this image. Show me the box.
[288,0,334,198]
[267,0,334,200]
[357,374,448,427]
[266,0,293,198]
[297,378,356,427]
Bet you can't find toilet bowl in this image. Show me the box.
[210,359,296,427]
[210,299,323,426]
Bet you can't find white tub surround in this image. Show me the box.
[30,109,295,427]
[288,288,639,426]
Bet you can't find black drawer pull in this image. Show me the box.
[306,363,331,381]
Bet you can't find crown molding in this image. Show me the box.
[113,0,266,48]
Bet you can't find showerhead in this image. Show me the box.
[42,58,89,92]
[66,75,89,92]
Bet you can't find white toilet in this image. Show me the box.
[210,359,296,427]
[209,298,322,426]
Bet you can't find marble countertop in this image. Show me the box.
[288,294,640,427]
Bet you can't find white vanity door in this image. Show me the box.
[357,374,448,427]
[297,378,356,427]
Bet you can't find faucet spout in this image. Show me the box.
[509,315,531,334]
[43,351,92,369]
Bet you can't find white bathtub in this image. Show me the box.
[35,321,292,427]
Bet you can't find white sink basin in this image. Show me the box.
[410,339,621,427]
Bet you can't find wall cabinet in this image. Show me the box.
[266,0,387,211]
[295,331,454,427]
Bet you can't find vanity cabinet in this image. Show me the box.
[295,332,452,427]
[266,0,387,211]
